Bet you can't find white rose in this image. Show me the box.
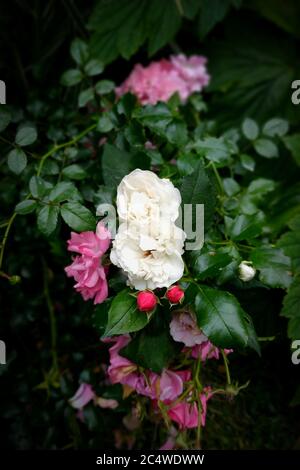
[110,222,185,290]
[116,169,181,229]
[238,261,256,282]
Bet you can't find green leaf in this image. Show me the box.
[194,137,231,166]
[42,159,60,175]
[62,164,87,180]
[15,199,37,214]
[70,38,89,65]
[223,177,240,196]
[7,148,27,174]
[180,160,216,232]
[48,182,81,203]
[225,212,264,241]
[61,202,96,232]
[0,106,11,132]
[101,143,131,188]
[165,121,188,147]
[78,88,94,107]
[197,0,233,39]
[281,278,300,341]
[15,125,37,146]
[254,138,278,158]
[262,118,289,137]
[121,318,181,373]
[207,18,300,126]
[133,103,173,136]
[29,176,52,198]
[61,69,83,87]
[97,114,114,133]
[278,215,300,273]
[283,134,300,166]
[95,80,115,95]
[89,0,181,64]
[103,288,149,337]
[37,205,59,236]
[181,0,201,19]
[250,246,292,289]
[194,285,258,350]
[84,59,104,76]
[242,118,259,140]
[146,0,181,56]
[240,154,255,172]
[94,185,115,206]
[188,248,232,280]
[239,178,276,215]
[177,152,199,176]
[93,300,111,336]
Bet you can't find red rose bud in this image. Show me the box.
[137,291,157,312]
[166,285,184,304]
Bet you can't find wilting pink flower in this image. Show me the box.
[135,371,159,399]
[137,290,157,312]
[159,370,184,403]
[69,383,95,410]
[170,311,207,347]
[65,222,110,304]
[167,387,212,429]
[191,342,233,361]
[105,335,140,389]
[116,55,209,105]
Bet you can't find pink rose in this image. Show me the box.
[69,383,95,410]
[171,54,210,94]
[170,311,207,347]
[137,291,157,312]
[65,222,110,304]
[116,55,209,106]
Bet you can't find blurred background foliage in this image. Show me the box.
[0,0,300,449]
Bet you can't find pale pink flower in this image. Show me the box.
[69,383,95,410]
[116,55,209,105]
[170,311,207,347]
[65,222,110,304]
[191,342,233,361]
[105,335,140,389]
[159,370,184,403]
[171,54,210,94]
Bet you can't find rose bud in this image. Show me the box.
[238,261,256,282]
[137,291,157,312]
[166,285,184,304]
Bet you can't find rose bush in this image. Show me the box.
[1,0,300,450]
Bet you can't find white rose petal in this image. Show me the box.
[110,223,185,290]
[117,169,181,227]
[111,169,186,290]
